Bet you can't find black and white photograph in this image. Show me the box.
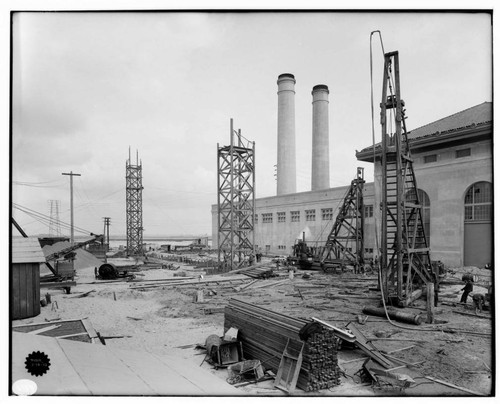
[7,2,495,398]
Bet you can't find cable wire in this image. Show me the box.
[13,203,97,236]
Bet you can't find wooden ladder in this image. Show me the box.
[274,339,304,394]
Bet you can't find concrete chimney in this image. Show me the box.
[277,73,297,195]
[311,84,330,191]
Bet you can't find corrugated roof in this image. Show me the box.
[406,102,492,140]
[12,237,45,264]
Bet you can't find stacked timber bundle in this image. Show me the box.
[224,299,340,391]
[239,265,276,279]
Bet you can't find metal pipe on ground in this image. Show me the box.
[362,306,423,325]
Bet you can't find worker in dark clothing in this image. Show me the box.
[94,267,98,279]
[472,293,485,314]
[460,278,473,303]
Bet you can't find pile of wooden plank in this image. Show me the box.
[239,265,276,279]
[224,299,341,391]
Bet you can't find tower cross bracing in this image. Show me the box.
[126,149,144,256]
[217,119,255,271]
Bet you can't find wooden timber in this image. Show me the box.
[224,299,341,391]
[345,323,394,369]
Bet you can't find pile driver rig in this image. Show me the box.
[378,51,434,306]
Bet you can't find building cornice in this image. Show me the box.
[356,121,492,163]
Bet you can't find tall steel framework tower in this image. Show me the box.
[379,51,433,306]
[217,119,255,271]
[48,199,62,236]
[126,149,144,256]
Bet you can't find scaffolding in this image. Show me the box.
[126,149,144,256]
[217,119,255,271]
[319,167,365,272]
[379,51,433,306]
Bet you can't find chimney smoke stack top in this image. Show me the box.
[311,84,330,191]
[276,73,297,195]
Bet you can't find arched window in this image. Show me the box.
[464,182,492,222]
[405,188,431,245]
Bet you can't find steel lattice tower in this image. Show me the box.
[217,119,255,271]
[380,51,433,306]
[48,200,61,236]
[126,149,144,256]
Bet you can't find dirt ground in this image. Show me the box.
[12,253,494,397]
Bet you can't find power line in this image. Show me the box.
[13,203,96,236]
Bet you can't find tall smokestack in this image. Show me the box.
[311,84,330,191]
[277,73,296,195]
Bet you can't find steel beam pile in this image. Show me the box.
[224,299,340,391]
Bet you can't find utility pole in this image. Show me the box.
[62,171,81,244]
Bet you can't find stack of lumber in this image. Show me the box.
[129,275,249,290]
[239,265,276,279]
[224,299,340,391]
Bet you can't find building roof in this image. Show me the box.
[356,102,492,160]
[405,102,492,141]
[12,237,46,264]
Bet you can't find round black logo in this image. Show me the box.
[25,351,50,377]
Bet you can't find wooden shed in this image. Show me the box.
[11,237,45,320]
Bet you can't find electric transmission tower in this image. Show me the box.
[217,119,255,271]
[126,148,144,256]
[48,199,62,236]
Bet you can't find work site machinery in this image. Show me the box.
[319,167,365,273]
[44,233,139,281]
[288,168,365,272]
[378,51,434,306]
[43,234,105,292]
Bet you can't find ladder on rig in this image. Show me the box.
[320,167,365,272]
[380,51,433,305]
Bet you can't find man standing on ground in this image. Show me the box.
[460,277,473,303]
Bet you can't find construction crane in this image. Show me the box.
[379,51,434,306]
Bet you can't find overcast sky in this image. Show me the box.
[11,11,492,238]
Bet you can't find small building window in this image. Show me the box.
[277,212,286,223]
[262,213,273,223]
[364,205,374,218]
[321,208,333,221]
[278,245,286,250]
[305,209,316,221]
[456,148,471,158]
[424,154,437,163]
[291,211,300,222]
